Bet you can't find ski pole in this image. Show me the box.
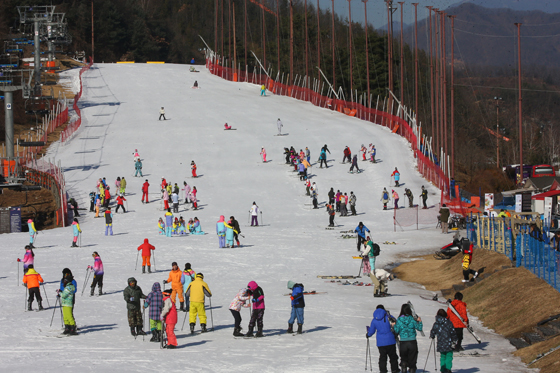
[152,251,156,272]
[433,335,438,371]
[358,260,363,277]
[81,268,91,296]
[79,233,82,248]
[143,307,146,342]
[41,283,50,307]
[50,295,58,326]
[260,211,263,225]
[25,287,28,311]
[247,211,250,224]
[17,258,20,285]
[423,338,434,372]
[209,297,214,331]
[135,250,140,271]
[181,308,188,331]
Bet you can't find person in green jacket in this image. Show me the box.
[393,303,423,373]
[123,277,147,337]
[60,275,78,335]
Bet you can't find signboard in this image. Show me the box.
[6,103,11,110]
[544,197,553,220]
[9,207,21,233]
[515,194,522,213]
[522,193,532,212]
[484,193,494,212]
[0,208,10,234]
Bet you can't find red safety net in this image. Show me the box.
[61,58,93,143]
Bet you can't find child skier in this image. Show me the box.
[392,190,399,209]
[349,155,359,173]
[164,262,185,312]
[191,161,197,178]
[391,167,400,187]
[104,207,113,236]
[120,177,127,195]
[260,84,266,96]
[60,275,78,335]
[28,219,36,248]
[447,292,469,352]
[143,282,163,342]
[277,118,283,135]
[430,309,458,373]
[137,239,155,274]
[186,273,212,333]
[123,277,147,336]
[90,251,104,296]
[159,107,166,121]
[229,288,251,336]
[250,202,259,226]
[381,188,390,210]
[260,147,267,162]
[134,159,143,177]
[23,264,44,311]
[161,289,178,348]
[158,218,165,235]
[23,245,34,272]
[230,216,241,247]
[246,281,265,337]
[71,218,82,247]
[286,281,305,334]
[115,194,126,213]
[216,215,226,248]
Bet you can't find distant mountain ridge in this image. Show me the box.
[454,0,560,13]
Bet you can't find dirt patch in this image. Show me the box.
[393,248,513,291]
[0,184,59,230]
[515,334,560,372]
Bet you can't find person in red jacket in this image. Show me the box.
[161,177,167,191]
[447,292,469,351]
[191,161,197,178]
[161,289,178,349]
[142,179,150,203]
[342,146,352,163]
[103,187,111,208]
[115,194,126,213]
[137,238,155,274]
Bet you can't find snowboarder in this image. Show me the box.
[138,238,155,274]
[461,242,478,283]
[421,186,428,209]
[286,281,305,334]
[161,289,178,348]
[349,191,357,216]
[277,118,283,135]
[405,188,414,208]
[260,147,267,162]
[71,218,82,247]
[115,194,126,213]
[250,202,259,226]
[393,304,423,373]
[23,245,34,272]
[23,264,44,311]
[165,209,173,237]
[191,161,197,178]
[224,123,232,130]
[104,207,114,236]
[447,292,468,352]
[366,305,400,373]
[164,262,185,311]
[381,188,390,210]
[144,282,163,342]
[159,107,166,121]
[186,273,212,333]
[349,155,360,173]
[354,222,371,252]
[392,190,399,209]
[216,215,226,248]
[430,309,458,373]
[28,219,37,248]
[123,277,147,336]
[90,251,104,296]
[230,216,241,247]
[135,159,143,177]
[343,146,352,163]
[246,281,265,337]
[229,288,251,336]
[260,84,266,96]
[60,275,78,335]
[142,179,150,203]
[391,168,400,187]
[439,204,450,234]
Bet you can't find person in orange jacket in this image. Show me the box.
[447,292,469,351]
[23,264,44,311]
[163,262,185,312]
[137,238,155,274]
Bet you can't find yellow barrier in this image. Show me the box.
[117,61,135,64]
[147,61,165,64]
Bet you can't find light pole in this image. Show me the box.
[495,97,502,168]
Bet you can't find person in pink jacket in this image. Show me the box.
[246,281,265,337]
[162,189,169,210]
[23,245,34,272]
[161,289,178,349]
[182,181,191,204]
[229,288,251,336]
[260,147,267,163]
[392,190,400,209]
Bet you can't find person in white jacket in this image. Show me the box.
[159,107,166,121]
[277,118,283,135]
[229,288,251,336]
[250,202,259,226]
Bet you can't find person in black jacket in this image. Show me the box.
[430,309,458,373]
[328,188,335,205]
[230,216,241,247]
[123,277,147,336]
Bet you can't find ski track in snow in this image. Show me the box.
[0,64,531,372]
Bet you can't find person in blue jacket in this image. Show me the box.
[28,219,37,248]
[135,159,143,177]
[286,281,305,334]
[319,148,328,168]
[393,303,423,373]
[366,305,400,373]
[354,222,371,252]
[216,215,226,248]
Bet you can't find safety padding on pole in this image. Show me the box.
[233,73,238,82]
[117,61,135,64]
[147,61,165,64]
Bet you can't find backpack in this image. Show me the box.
[383,192,388,200]
[372,243,381,257]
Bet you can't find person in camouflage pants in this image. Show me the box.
[123,277,147,337]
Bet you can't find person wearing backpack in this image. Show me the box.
[381,188,391,210]
[286,281,305,334]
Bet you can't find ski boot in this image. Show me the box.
[245,326,254,337]
[29,243,35,249]
[297,324,303,334]
[201,323,208,333]
[136,326,147,336]
[179,302,185,312]
[38,301,44,311]
[155,330,162,342]
[374,290,381,298]
[71,241,78,248]
[165,344,177,349]
[233,327,244,337]
[287,324,294,334]
[148,266,151,273]
[142,266,146,274]
[255,327,263,338]
[98,286,103,296]
[90,287,95,296]
[27,301,32,311]
[63,324,71,335]
[190,323,195,335]
[69,325,78,335]
[150,330,157,342]
[130,327,137,336]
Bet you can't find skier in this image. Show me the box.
[311,187,318,209]
[393,304,423,373]
[144,282,163,342]
[123,277,147,336]
[89,191,96,212]
[115,194,126,213]
[28,219,37,248]
[186,273,212,333]
[447,292,468,352]
[138,238,155,274]
[224,219,236,248]
[191,217,204,234]
[161,177,167,191]
[335,190,341,212]
[182,263,196,309]
[191,186,198,209]
[171,192,179,213]
[328,188,335,205]
[71,218,82,247]
[158,218,165,235]
[260,147,267,162]
[90,251,104,296]
[430,309,458,373]
[392,190,399,209]
[120,177,127,195]
[305,179,311,196]
[60,268,77,323]
[343,146,352,163]
[286,281,305,334]
[173,183,179,195]
[370,144,377,163]
[260,84,266,96]
[391,168,400,187]
[360,144,367,161]
[224,123,232,130]
[250,202,259,226]
[318,147,328,168]
[349,155,359,173]
[349,191,357,216]
[354,222,371,252]
[103,187,111,209]
[421,186,428,209]
[366,305,400,373]
[23,264,44,311]
[340,193,348,217]
[95,194,101,217]
[230,216,241,247]
[439,204,450,234]
[165,209,173,237]
[135,159,143,177]
[142,179,150,203]
[381,188,390,210]
[68,198,80,217]
[23,245,34,272]
[405,188,414,208]
[361,237,376,276]
[104,207,114,236]
[163,262,185,312]
[277,118,283,135]
[305,147,310,163]
[115,177,121,193]
[246,281,265,337]
[159,107,166,121]
[60,275,78,335]
[216,215,226,248]
[160,289,178,348]
[229,288,251,336]
[298,160,306,181]
[326,203,335,227]
[191,161,197,178]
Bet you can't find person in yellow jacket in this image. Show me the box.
[186,273,212,334]
[163,262,185,312]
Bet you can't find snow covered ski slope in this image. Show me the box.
[0,63,531,372]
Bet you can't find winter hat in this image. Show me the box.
[217,215,225,223]
[184,263,191,270]
[28,219,32,223]
[172,262,178,267]
[128,277,137,285]
[73,218,78,223]
[287,280,295,289]
[62,268,72,276]
[162,289,172,295]
[92,251,99,257]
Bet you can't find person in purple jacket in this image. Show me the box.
[246,280,265,337]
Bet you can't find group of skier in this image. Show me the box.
[381,185,429,210]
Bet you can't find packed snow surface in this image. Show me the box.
[0,63,531,372]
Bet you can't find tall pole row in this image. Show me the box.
[262,0,266,69]
[442,11,448,158]
[215,0,219,59]
[515,23,523,184]
[348,0,353,99]
[290,0,293,85]
[228,0,232,59]
[245,0,247,67]
[331,0,335,89]
[427,6,434,142]
[413,3,419,121]
[363,0,370,100]
[433,9,439,152]
[277,0,280,73]
[398,2,404,103]
[233,0,237,78]
[317,0,321,84]
[91,1,94,63]
[305,0,309,88]
[449,15,455,178]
